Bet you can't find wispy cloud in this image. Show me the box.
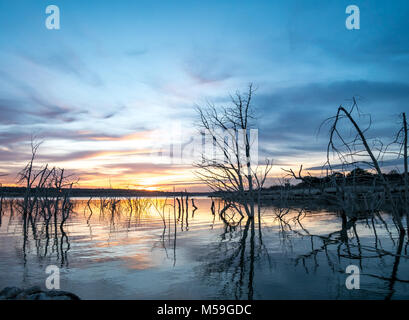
[21,49,104,87]
[1,0,408,189]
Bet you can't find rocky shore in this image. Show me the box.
[0,286,80,300]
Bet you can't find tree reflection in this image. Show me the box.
[3,194,73,268]
[197,202,268,300]
[197,201,409,300]
[272,206,409,299]
[2,194,409,300]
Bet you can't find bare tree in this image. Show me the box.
[389,112,408,233]
[403,113,408,232]
[195,84,272,218]
[323,99,405,233]
[17,138,77,218]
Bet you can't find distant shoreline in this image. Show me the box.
[0,186,213,198]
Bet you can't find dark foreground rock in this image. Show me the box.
[0,286,80,300]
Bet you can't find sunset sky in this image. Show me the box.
[0,0,408,191]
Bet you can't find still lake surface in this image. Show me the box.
[0,197,408,299]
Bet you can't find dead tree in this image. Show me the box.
[195,84,272,218]
[13,138,77,264]
[254,159,273,241]
[191,198,198,217]
[323,99,404,233]
[403,113,408,232]
[389,112,409,232]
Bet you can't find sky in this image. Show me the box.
[0,0,408,191]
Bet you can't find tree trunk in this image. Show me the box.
[339,107,404,233]
[402,113,408,234]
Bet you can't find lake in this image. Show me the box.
[0,197,408,299]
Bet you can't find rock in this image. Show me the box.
[48,295,72,300]
[46,290,81,300]
[26,293,47,300]
[0,287,23,299]
[0,286,80,300]
[14,292,28,300]
[24,286,42,295]
[12,286,42,300]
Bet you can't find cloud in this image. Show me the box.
[22,49,104,87]
[37,149,153,163]
[101,162,191,174]
[183,48,235,85]
[0,98,33,125]
[0,148,30,162]
[256,80,409,115]
[0,71,89,125]
[0,127,150,144]
[254,80,409,157]
[125,49,148,57]
[1,0,409,189]
[306,158,404,171]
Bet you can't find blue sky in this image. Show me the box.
[0,0,408,189]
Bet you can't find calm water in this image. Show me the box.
[0,197,408,300]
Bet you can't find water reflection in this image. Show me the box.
[196,204,409,300]
[0,197,408,299]
[199,216,260,299]
[2,196,72,267]
[272,208,409,300]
